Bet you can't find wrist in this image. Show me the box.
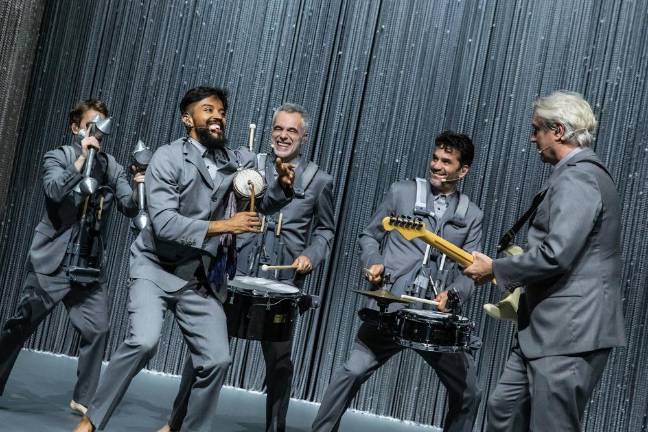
[207,219,229,236]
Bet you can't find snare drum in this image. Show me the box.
[393,309,473,352]
[225,276,300,342]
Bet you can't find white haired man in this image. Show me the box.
[465,90,626,431]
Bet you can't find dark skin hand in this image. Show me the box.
[208,211,261,236]
[207,159,293,238]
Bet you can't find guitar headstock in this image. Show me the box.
[382,215,426,240]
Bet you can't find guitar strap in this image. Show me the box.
[497,190,547,253]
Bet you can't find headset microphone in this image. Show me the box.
[439,174,463,184]
[537,144,553,155]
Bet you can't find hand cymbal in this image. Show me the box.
[352,289,413,304]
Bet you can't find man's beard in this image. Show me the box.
[196,127,227,150]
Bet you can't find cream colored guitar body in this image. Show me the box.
[482,245,523,321]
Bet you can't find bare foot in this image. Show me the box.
[73,415,95,432]
[157,425,174,432]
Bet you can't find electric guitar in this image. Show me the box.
[381,215,474,268]
[382,215,522,321]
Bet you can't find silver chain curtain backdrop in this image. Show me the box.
[0,0,45,217]
[1,0,647,430]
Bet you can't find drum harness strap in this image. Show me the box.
[250,154,319,277]
[410,177,469,310]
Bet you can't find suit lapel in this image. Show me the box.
[183,139,214,189]
[209,148,240,217]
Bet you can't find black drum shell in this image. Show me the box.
[393,310,473,352]
[225,289,299,342]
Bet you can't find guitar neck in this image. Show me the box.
[420,230,473,267]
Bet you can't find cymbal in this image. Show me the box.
[352,289,412,304]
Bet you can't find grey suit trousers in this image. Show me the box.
[312,322,482,432]
[169,337,293,432]
[86,279,231,431]
[0,270,108,406]
[486,346,610,432]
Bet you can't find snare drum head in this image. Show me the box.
[400,309,469,322]
[229,276,299,294]
[233,169,266,198]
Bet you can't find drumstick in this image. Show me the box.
[275,212,283,236]
[400,294,440,306]
[248,123,256,152]
[248,180,256,212]
[261,264,297,271]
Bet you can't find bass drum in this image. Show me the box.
[225,276,300,342]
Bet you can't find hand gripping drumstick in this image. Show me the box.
[261,264,297,271]
[248,181,256,212]
[400,295,440,306]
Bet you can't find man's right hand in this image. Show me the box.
[208,211,261,235]
[364,264,385,286]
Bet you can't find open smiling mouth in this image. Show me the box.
[208,123,223,134]
[274,141,292,150]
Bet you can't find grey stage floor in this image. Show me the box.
[0,350,440,432]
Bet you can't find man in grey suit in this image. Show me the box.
[0,99,142,415]
[160,103,335,432]
[465,90,626,431]
[312,131,483,432]
[74,86,295,432]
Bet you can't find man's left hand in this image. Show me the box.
[275,157,295,190]
[463,251,494,285]
[292,255,313,274]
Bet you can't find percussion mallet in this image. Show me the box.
[275,212,283,237]
[261,264,297,271]
[248,123,256,152]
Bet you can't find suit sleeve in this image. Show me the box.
[258,176,293,214]
[493,169,602,289]
[300,176,335,269]
[359,183,397,268]
[146,149,209,247]
[108,156,138,217]
[445,209,483,302]
[41,148,83,203]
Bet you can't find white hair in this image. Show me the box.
[533,90,597,147]
[272,103,310,134]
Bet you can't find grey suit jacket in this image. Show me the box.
[359,180,483,310]
[29,144,138,275]
[493,148,626,358]
[129,138,292,299]
[237,156,335,286]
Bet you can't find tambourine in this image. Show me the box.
[232,123,266,211]
[233,168,266,199]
